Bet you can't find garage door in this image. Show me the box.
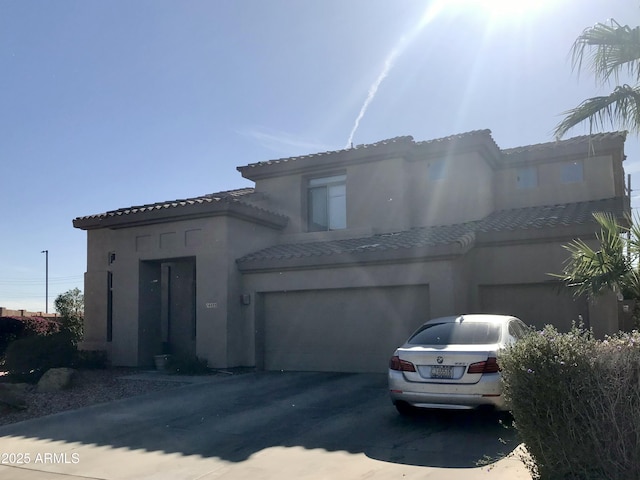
[479,283,588,331]
[259,285,429,373]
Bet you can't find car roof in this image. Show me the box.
[423,314,517,325]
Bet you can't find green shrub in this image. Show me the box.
[0,316,60,358]
[4,332,77,382]
[500,325,640,480]
[75,350,108,369]
[166,355,209,375]
[0,317,23,358]
[54,288,84,345]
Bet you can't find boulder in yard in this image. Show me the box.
[0,383,27,409]
[37,368,77,392]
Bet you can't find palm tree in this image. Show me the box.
[555,213,640,326]
[554,20,640,139]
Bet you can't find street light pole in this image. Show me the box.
[41,250,48,314]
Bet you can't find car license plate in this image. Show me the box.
[431,365,453,379]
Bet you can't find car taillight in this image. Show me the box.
[389,355,416,372]
[467,357,500,374]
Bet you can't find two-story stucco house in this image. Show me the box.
[73,129,629,373]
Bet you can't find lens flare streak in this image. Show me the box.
[344,2,445,148]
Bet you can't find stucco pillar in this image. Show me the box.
[78,270,109,352]
[427,265,456,318]
[195,255,229,368]
[588,291,619,337]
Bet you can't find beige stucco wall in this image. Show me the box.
[347,156,409,232]
[587,291,619,338]
[80,216,280,367]
[253,149,622,233]
[254,150,496,237]
[494,153,616,210]
[254,156,411,235]
[469,241,570,287]
[253,174,304,233]
[467,238,618,336]
[223,217,281,367]
[407,151,494,227]
[81,227,129,363]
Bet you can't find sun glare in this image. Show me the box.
[448,0,551,18]
[418,0,552,32]
[415,0,554,40]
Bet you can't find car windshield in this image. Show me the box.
[408,321,502,345]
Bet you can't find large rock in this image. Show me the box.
[37,368,77,392]
[0,383,27,409]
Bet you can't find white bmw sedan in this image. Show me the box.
[388,314,528,414]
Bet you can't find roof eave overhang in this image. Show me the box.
[498,133,627,167]
[409,135,502,168]
[236,241,474,273]
[73,201,288,231]
[237,142,415,181]
[474,222,601,246]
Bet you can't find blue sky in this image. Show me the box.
[1,0,638,312]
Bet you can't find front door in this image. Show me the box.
[161,260,196,357]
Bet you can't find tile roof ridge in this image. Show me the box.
[202,187,255,198]
[501,131,626,155]
[108,187,255,213]
[352,135,414,149]
[488,197,616,214]
[241,136,415,169]
[75,187,257,221]
[414,129,494,146]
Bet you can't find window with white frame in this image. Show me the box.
[307,174,346,231]
[516,166,538,189]
[561,160,583,183]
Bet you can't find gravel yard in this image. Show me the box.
[0,369,190,426]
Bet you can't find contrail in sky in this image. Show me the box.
[345,43,405,149]
[344,2,445,148]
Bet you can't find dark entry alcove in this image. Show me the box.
[138,257,196,366]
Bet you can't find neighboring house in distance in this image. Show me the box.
[73,130,629,373]
[0,307,58,318]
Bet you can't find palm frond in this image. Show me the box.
[627,212,640,262]
[553,212,630,298]
[571,20,640,84]
[554,84,640,138]
[623,269,640,299]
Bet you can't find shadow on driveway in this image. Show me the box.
[0,371,520,469]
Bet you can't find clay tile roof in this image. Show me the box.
[501,132,626,157]
[240,130,501,170]
[414,129,497,148]
[238,136,414,170]
[477,197,622,231]
[237,223,474,263]
[74,187,264,222]
[237,197,624,264]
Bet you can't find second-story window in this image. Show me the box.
[428,159,445,181]
[308,174,346,231]
[561,160,583,183]
[516,166,538,189]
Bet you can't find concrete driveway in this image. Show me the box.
[0,371,531,479]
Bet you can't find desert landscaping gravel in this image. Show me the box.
[0,369,189,426]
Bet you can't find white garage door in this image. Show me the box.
[260,285,430,373]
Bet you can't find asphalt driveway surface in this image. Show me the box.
[0,372,530,479]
